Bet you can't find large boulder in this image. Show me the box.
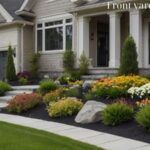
[75,101,107,124]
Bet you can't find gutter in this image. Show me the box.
[69,0,139,13]
[0,20,34,28]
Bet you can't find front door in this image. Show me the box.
[0,51,7,80]
[97,22,109,67]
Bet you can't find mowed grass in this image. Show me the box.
[0,121,103,150]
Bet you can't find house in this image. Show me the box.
[0,0,150,80]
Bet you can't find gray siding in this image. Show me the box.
[33,0,75,19]
[0,14,5,23]
[39,53,64,72]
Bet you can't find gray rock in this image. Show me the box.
[75,101,107,124]
[82,80,93,92]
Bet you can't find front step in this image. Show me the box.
[6,90,32,96]
[0,102,8,108]
[81,75,107,80]
[0,96,14,102]
[12,85,39,91]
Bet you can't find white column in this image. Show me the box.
[130,10,142,67]
[78,16,90,59]
[109,12,121,68]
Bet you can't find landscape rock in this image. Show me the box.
[75,101,107,124]
[82,80,93,92]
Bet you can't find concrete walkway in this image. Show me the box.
[0,114,149,150]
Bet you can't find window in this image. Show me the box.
[66,25,72,50]
[45,27,63,50]
[36,18,73,52]
[37,24,43,51]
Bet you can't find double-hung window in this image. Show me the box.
[36,18,73,52]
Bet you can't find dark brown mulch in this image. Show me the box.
[0,102,150,144]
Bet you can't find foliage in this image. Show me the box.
[63,50,75,74]
[63,87,81,98]
[7,93,42,113]
[128,83,150,99]
[48,97,83,118]
[84,91,95,101]
[17,71,31,79]
[39,80,57,94]
[30,53,40,79]
[58,75,71,85]
[43,88,63,104]
[135,105,150,130]
[69,80,83,86]
[70,70,81,81]
[102,103,134,126]
[93,86,126,99]
[79,53,90,75]
[119,36,139,75]
[5,45,16,81]
[136,99,150,108]
[18,77,29,85]
[0,81,11,96]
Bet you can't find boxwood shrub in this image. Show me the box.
[39,80,57,94]
[0,81,11,96]
[135,105,150,130]
[102,103,134,126]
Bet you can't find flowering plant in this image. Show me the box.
[136,99,150,108]
[7,93,42,113]
[128,83,150,99]
[17,71,31,79]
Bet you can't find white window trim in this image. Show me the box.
[144,18,150,68]
[36,15,73,54]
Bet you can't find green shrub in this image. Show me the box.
[71,70,81,81]
[58,75,70,85]
[43,88,63,104]
[48,97,83,118]
[19,77,28,85]
[135,105,150,130]
[0,81,11,96]
[5,45,16,81]
[94,87,127,99]
[39,80,57,94]
[79,53,90,75]
[102,103,134,126]
[64,87,81,98]
[63,50,75,74]
[30,53,40,79]
[84,91,95,101]
[7,93,42,113]
[119,36,139,75]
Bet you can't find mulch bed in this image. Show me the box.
[0,102,150,144]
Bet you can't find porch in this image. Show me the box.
[76,9,150,71]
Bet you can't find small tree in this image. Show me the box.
[79,53,90,75]
[5,45,16,81]
[119,36,139,75]
[30,53,40,79]
[63,50,75,74]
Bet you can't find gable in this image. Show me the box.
[0,13,6,23]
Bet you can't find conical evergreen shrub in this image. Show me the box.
[119,36,139,75]
[5,45,16,81]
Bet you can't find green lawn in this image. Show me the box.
[0,121,103,150]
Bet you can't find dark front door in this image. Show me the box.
[97,22,109,67]
[0,51,7,80]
